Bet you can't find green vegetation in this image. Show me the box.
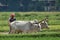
[0,32,60,40]
[0,37,60,40]
[0,12,60,32]
[0,12,60,31]
[0,12,60,40]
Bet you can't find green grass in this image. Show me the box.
[0,37,60,40]
[0,12,60,32]
[0,32,60,40]
[0,12,60,40]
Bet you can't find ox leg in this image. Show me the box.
[9,29,14,34]
[39,23,42,31]
[9,28,16,34]
[15,30,23,34]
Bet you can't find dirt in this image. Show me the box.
[0,32,9,34]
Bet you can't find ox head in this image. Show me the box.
[29,20,41,32]
[39,18,49,29]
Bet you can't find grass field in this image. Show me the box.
[0,37,60,40]
[0,12,60,31]
[0,31,60,40]
[0,12,60,40]
[0,32,60,40]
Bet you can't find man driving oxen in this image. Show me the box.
[8,13,16,33]
[8,13,49,34]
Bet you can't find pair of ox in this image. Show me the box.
[9,19,49,34]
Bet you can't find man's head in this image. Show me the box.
[10,13,15,17]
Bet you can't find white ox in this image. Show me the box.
[9,19,49,34]
[10,21,41,33]
[40,19,49,29]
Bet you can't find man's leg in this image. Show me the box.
[9,25,12,34]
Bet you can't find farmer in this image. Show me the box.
[8,13,16,33]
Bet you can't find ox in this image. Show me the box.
[39,18,49,29]
[9,21,41,34]
[9,19,49,34]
